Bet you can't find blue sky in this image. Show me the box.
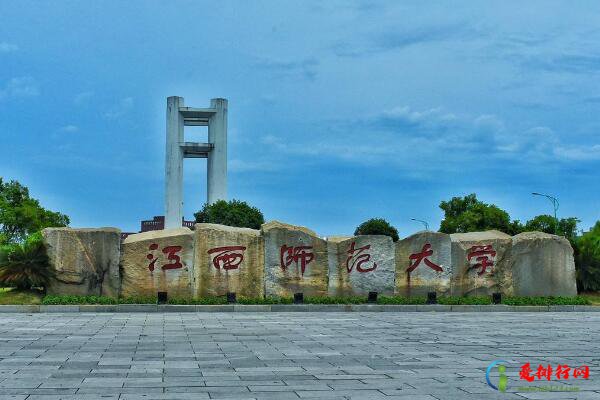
[1,1,599,237]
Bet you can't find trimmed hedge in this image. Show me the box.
[40,295,592,306]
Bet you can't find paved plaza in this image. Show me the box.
[0,312,598,400]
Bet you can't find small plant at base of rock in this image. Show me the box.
[0,232,53,290]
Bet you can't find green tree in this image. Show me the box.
[0,232,53,289]
[575,221,600,291]
[194,199,265,230]
[0,178,69,245]
[439,194,515,234]
[354,218,399,242]
[524,215,579,240]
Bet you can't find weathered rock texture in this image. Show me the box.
[120,228,194,298]
[510,232,577,296]
[328,235,395,296]
[395,231,452,296]
[451,230,513,296]
[262,221,328,297]
[42,227,121,297]
[194,223,264,298]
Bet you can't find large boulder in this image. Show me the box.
[395,231,452,296]
[120,228,194,298]
[450,230,513,296]
[262,221,328,297]
[328,235,395,296]
[510,232,577,296]
[42,227,121,297]
[193,223,264,298]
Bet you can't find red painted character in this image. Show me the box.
[519,363,535,382]
[280,245,314,276]
[207,246,246,270]
[146,243,183,272]
[555,365,570,380]
[573,366,590,379]
[536,364,553,381]
[345,241,377,273]
[467,245,496,275]
[407,243,443,273]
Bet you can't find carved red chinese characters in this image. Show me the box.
[345,241,377,273]
[280,245,314,276]
[467,244,496,275]
[146,243,183,272]
[407,243,443,273]
[207,246,246,270]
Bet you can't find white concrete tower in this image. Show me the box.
[164,96,228,229]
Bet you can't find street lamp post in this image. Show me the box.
[410,218,429,231]
[531,192,559,233]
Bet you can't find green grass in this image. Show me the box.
[580,292,600,305]
[502,296,590,306]
[0,287,43,305]
[32,293,592,306]
[0,288,593,306]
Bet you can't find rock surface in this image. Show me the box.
[262,221,328,297]
[451,230,513,296]
[510,231,577,296]
[42,227,121,297]
[328,235,395,296]
[395,231,452,296]
[194,223,264,298]
[120,228,194,298]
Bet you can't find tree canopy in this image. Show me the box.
[194,199,265,230]
[0,178,69,245]
[438,194,516,234]
[354,218,399,242]
[575,221,600,291]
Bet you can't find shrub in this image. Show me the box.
[0,232,53,289]
[354,218,399,242]
[194,199,264,230]
[575,221,600,291]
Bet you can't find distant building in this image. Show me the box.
[121,216,195,240]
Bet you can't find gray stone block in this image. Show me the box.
[0,305,40,313]
[548,305,575,312]
[40,305,80,313]
[307,304,350,312]
[79,305,117,312]
[574,305,600,311]
[450,305,480,312]
[512,305,549,312]
[195,305,234,312]
[233,305,271,312]
[478,305,513,312]
[270,304,310,312]
[381,304,417,312]
[349,304,384,312]
[157,305,197,312]
[117,304,158,312]
[415,304,452,312]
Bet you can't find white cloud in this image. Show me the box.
[0,76,39,99]
[60,125,79,133]
[104,97,134,119]
[74,91,94,105]
[260,105,600,168]
[0,42,18,52]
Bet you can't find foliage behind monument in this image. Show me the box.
[0,178,69,245]
[194,199,265,230]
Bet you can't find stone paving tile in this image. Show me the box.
[0,312,598,399]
